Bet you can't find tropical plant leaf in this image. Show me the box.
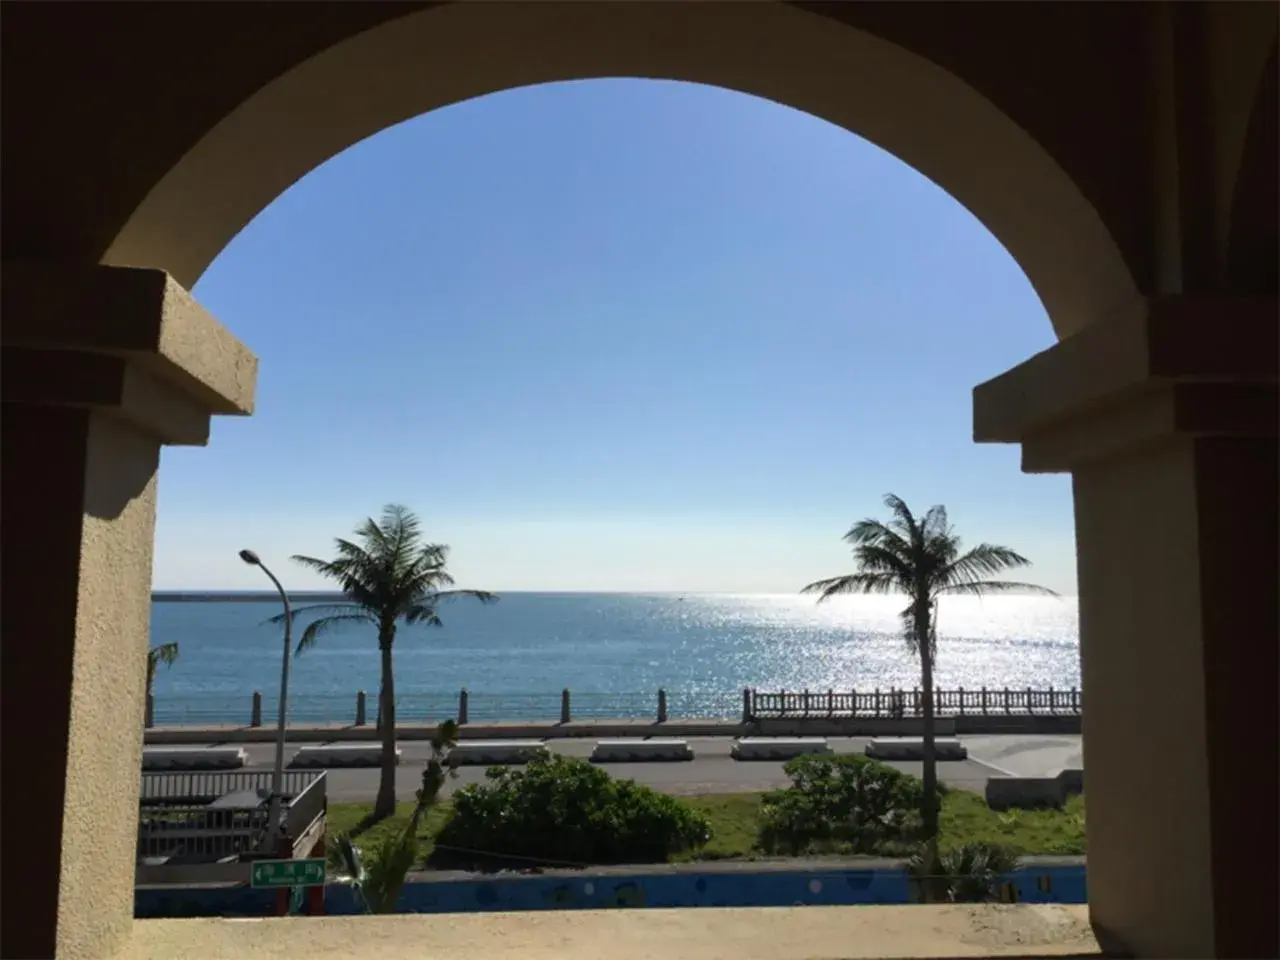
[907,842,1020,903]
[938,579,1059,597]
[146,642,180,691]
[801,572,899,602]
[295,613,374,654]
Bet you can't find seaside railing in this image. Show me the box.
[747,686,1081,719]
[145,685,1080,727]
[146,690,739,727]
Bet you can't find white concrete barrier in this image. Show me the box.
[590,739,694,762]
[449,740,549,765]
[731,738,831,761]
[289,744,400,769]
[865,737,968,761]
[985,767,1084,809]
[142,746,248,771]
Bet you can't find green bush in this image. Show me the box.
[430,755,711,869]
[758,754,939,855]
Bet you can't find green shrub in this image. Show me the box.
[907,842,1020,903]
[758,753,939,855]
[430,755,711,869]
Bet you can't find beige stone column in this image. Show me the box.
[974,297,1278,959]
[0,265,256,960]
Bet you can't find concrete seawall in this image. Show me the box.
[143,714,1079,744]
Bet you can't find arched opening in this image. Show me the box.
[125,1,1122,936]
[153,76,1079,730]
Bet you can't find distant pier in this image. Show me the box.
[152,591,344,603]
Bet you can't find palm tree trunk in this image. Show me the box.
[374,630,397,818]
[919,636,939,837]
[917,599,941,899]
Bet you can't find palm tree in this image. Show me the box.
[272,504,496,817]
[801,494,1055,859]
[146,642,180,699]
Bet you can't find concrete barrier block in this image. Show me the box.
[449,740,549,765]
[865,737,968,761]
[985,767,1084,809]
[289,744,400,769]
[1056,767,1085,795]
[141,747,248,771]
[731,738,831,761]
[590,739,694,762]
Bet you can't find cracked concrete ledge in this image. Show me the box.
[120,904,1100,960]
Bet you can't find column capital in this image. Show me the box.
[1,263,256,444]
[974,296,1277,472]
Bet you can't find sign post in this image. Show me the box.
[251,858,327,889]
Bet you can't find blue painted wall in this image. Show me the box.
[136,864,1086,918]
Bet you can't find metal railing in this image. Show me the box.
[747,686,1082,720]
[137,770,325,862]
[284,770,327,845]
[137,805,269,862]
[146,689,743,727]
[140,769,320,802]
[145,686,1081,727]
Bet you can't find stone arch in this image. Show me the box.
[101,1,1140,338]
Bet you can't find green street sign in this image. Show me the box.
[251,858,326,889]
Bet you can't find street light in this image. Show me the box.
[239,549,291,850]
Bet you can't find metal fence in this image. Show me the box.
[146,685,1080,727]
[137,805,268,862]
[747,686,1082,719]
[147,689,742,727]
[137,770,326,862]
[139,769,320,802]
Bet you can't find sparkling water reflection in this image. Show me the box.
[150,593,1079,721]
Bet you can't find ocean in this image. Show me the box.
[148,592,1081,726]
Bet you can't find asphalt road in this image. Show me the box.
[186,735,1083,803]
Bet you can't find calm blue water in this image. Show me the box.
[149,593,1079,725]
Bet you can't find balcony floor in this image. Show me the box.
[122,904,1100,960]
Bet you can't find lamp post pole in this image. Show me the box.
[239,549,291,849]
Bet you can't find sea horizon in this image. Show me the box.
[152,588,1080,600]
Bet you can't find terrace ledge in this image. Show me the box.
[121,904,1101,960]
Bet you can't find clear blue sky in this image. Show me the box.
[153,79,1076,594]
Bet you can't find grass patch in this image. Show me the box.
[939,792,1086,856]
[326,801,452,868]
[327,790,1085,869]
[677,794,764,861]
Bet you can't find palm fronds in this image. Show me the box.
[146,642,180,692]
[907,842,1020,903]
[804,493,1056,652]
[285,505,499,654]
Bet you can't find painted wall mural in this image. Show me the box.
[135,863,1088,919]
